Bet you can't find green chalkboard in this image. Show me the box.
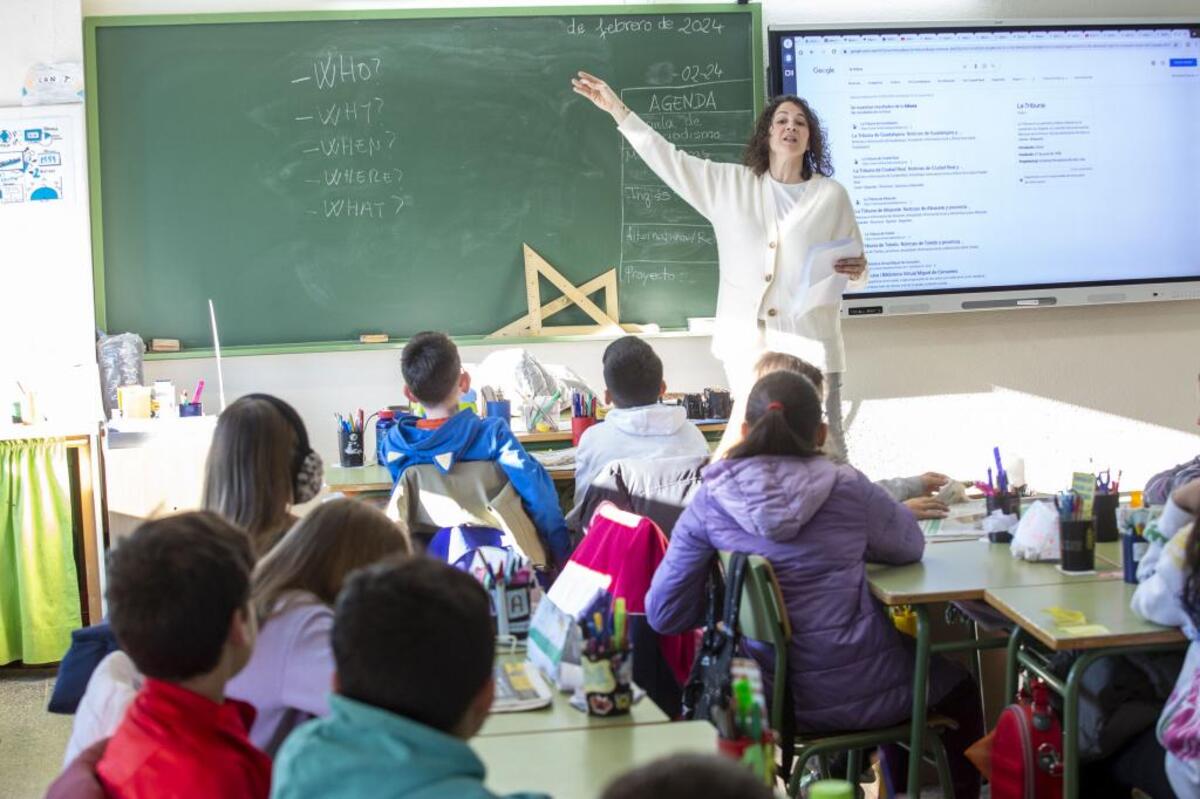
[85,5,762,352]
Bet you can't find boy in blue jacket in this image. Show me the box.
[382,331,571,566]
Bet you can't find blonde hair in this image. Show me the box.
[251,498,410,622]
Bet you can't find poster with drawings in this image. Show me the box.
[0,120,69,204]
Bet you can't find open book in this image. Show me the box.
[490,659,554,713]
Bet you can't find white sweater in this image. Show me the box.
[618,113,866,372]
[573,404,710,505]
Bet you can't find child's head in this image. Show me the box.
[106,511,256,683]
[251,498,411,621]
[401,331,468,410]
[602,336,665,408]
[600,754,774,799]
[203,393,321,557]
[332,557,494,738]
[727,371,825,460]
[753,351,825,394]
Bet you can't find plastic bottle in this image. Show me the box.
[810,780,854,799]
[375,409,396,466]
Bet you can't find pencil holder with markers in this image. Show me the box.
[581,648,633,717]
[579,596,632,717]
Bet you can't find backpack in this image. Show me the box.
[681,553,749,725]
[990,678,1064,799]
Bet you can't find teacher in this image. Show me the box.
[572,72,866,462]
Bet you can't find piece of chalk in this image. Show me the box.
[359,334,389,344]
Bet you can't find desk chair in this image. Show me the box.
[716,551,955,798]
[387,461,548,569]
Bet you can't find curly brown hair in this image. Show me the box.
[742,95,833,180]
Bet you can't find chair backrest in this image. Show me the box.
[387,461,548,567]
[568,454,707,537]
[717,551,792,737]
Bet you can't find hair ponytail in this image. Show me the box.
[726,371,824,460]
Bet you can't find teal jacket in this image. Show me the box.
[271,694,547,799]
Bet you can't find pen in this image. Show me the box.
[193,379,205,404]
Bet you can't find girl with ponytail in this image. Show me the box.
[646,371,984,799]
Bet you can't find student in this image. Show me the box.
[645,371,982,799]
[203,393,325,558]
[381,331,570,565]
[600,754,774,799]
[714,350,952,520]
[226,498,410,754]
[61,646,141,767]
[1132,477,1200,798]
[55,393,321,732]
[81,512,269,798]
[271,558,547,799]
[1145,373,1200,506]
[573,335,709,505]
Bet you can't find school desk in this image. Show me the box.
[479,654,669,738]
[326,463,574,496]
[985,582,1186,799]
[476,721,715,798]
[866,540,1123,798]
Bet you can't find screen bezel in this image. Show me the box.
[766,19,1200,312]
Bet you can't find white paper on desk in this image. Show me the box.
[790,238,861,317]
[532,446,576,470]
[920,498,989,539]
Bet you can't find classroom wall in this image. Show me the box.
[0,0,103,428]
[5,0,1198,492]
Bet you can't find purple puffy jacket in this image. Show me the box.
[646,454,959,732]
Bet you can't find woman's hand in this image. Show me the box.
[834,256,867,281]
[571,71,631,124]
[920,472,951,494]
[904,497,950,520]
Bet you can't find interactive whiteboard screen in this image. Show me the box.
[769,22,1200,315]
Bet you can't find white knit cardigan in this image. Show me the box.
[618,112,866,373]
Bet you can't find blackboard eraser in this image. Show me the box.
[359,334,389,344]
[150,338,181,351]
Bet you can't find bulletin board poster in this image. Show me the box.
[0,118,71,205]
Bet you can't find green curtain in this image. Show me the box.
[0,438,82,665]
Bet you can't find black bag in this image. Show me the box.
[681,553,749,725]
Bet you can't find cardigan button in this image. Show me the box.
[767,308,778,317]
[768,241,777,249]
[765,273,773,282]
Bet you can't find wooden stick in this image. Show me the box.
[490,271,613,338]
[522,244,544,334]
[525,244,618,327]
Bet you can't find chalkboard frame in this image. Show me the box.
[84,4,764,359]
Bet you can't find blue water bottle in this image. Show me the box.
[1121,507,1149,584]
[375,409,396,466]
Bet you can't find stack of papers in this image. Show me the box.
[920,498,989,541]
[532,447,576,470]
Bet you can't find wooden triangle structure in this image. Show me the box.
[489,244,647,338]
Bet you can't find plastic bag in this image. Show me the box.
[97,333,145,419]
[476,349,557,403]
[1010,499,1061,561]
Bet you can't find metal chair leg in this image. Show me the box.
[846,749,862,782]
[927,732,954,799]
